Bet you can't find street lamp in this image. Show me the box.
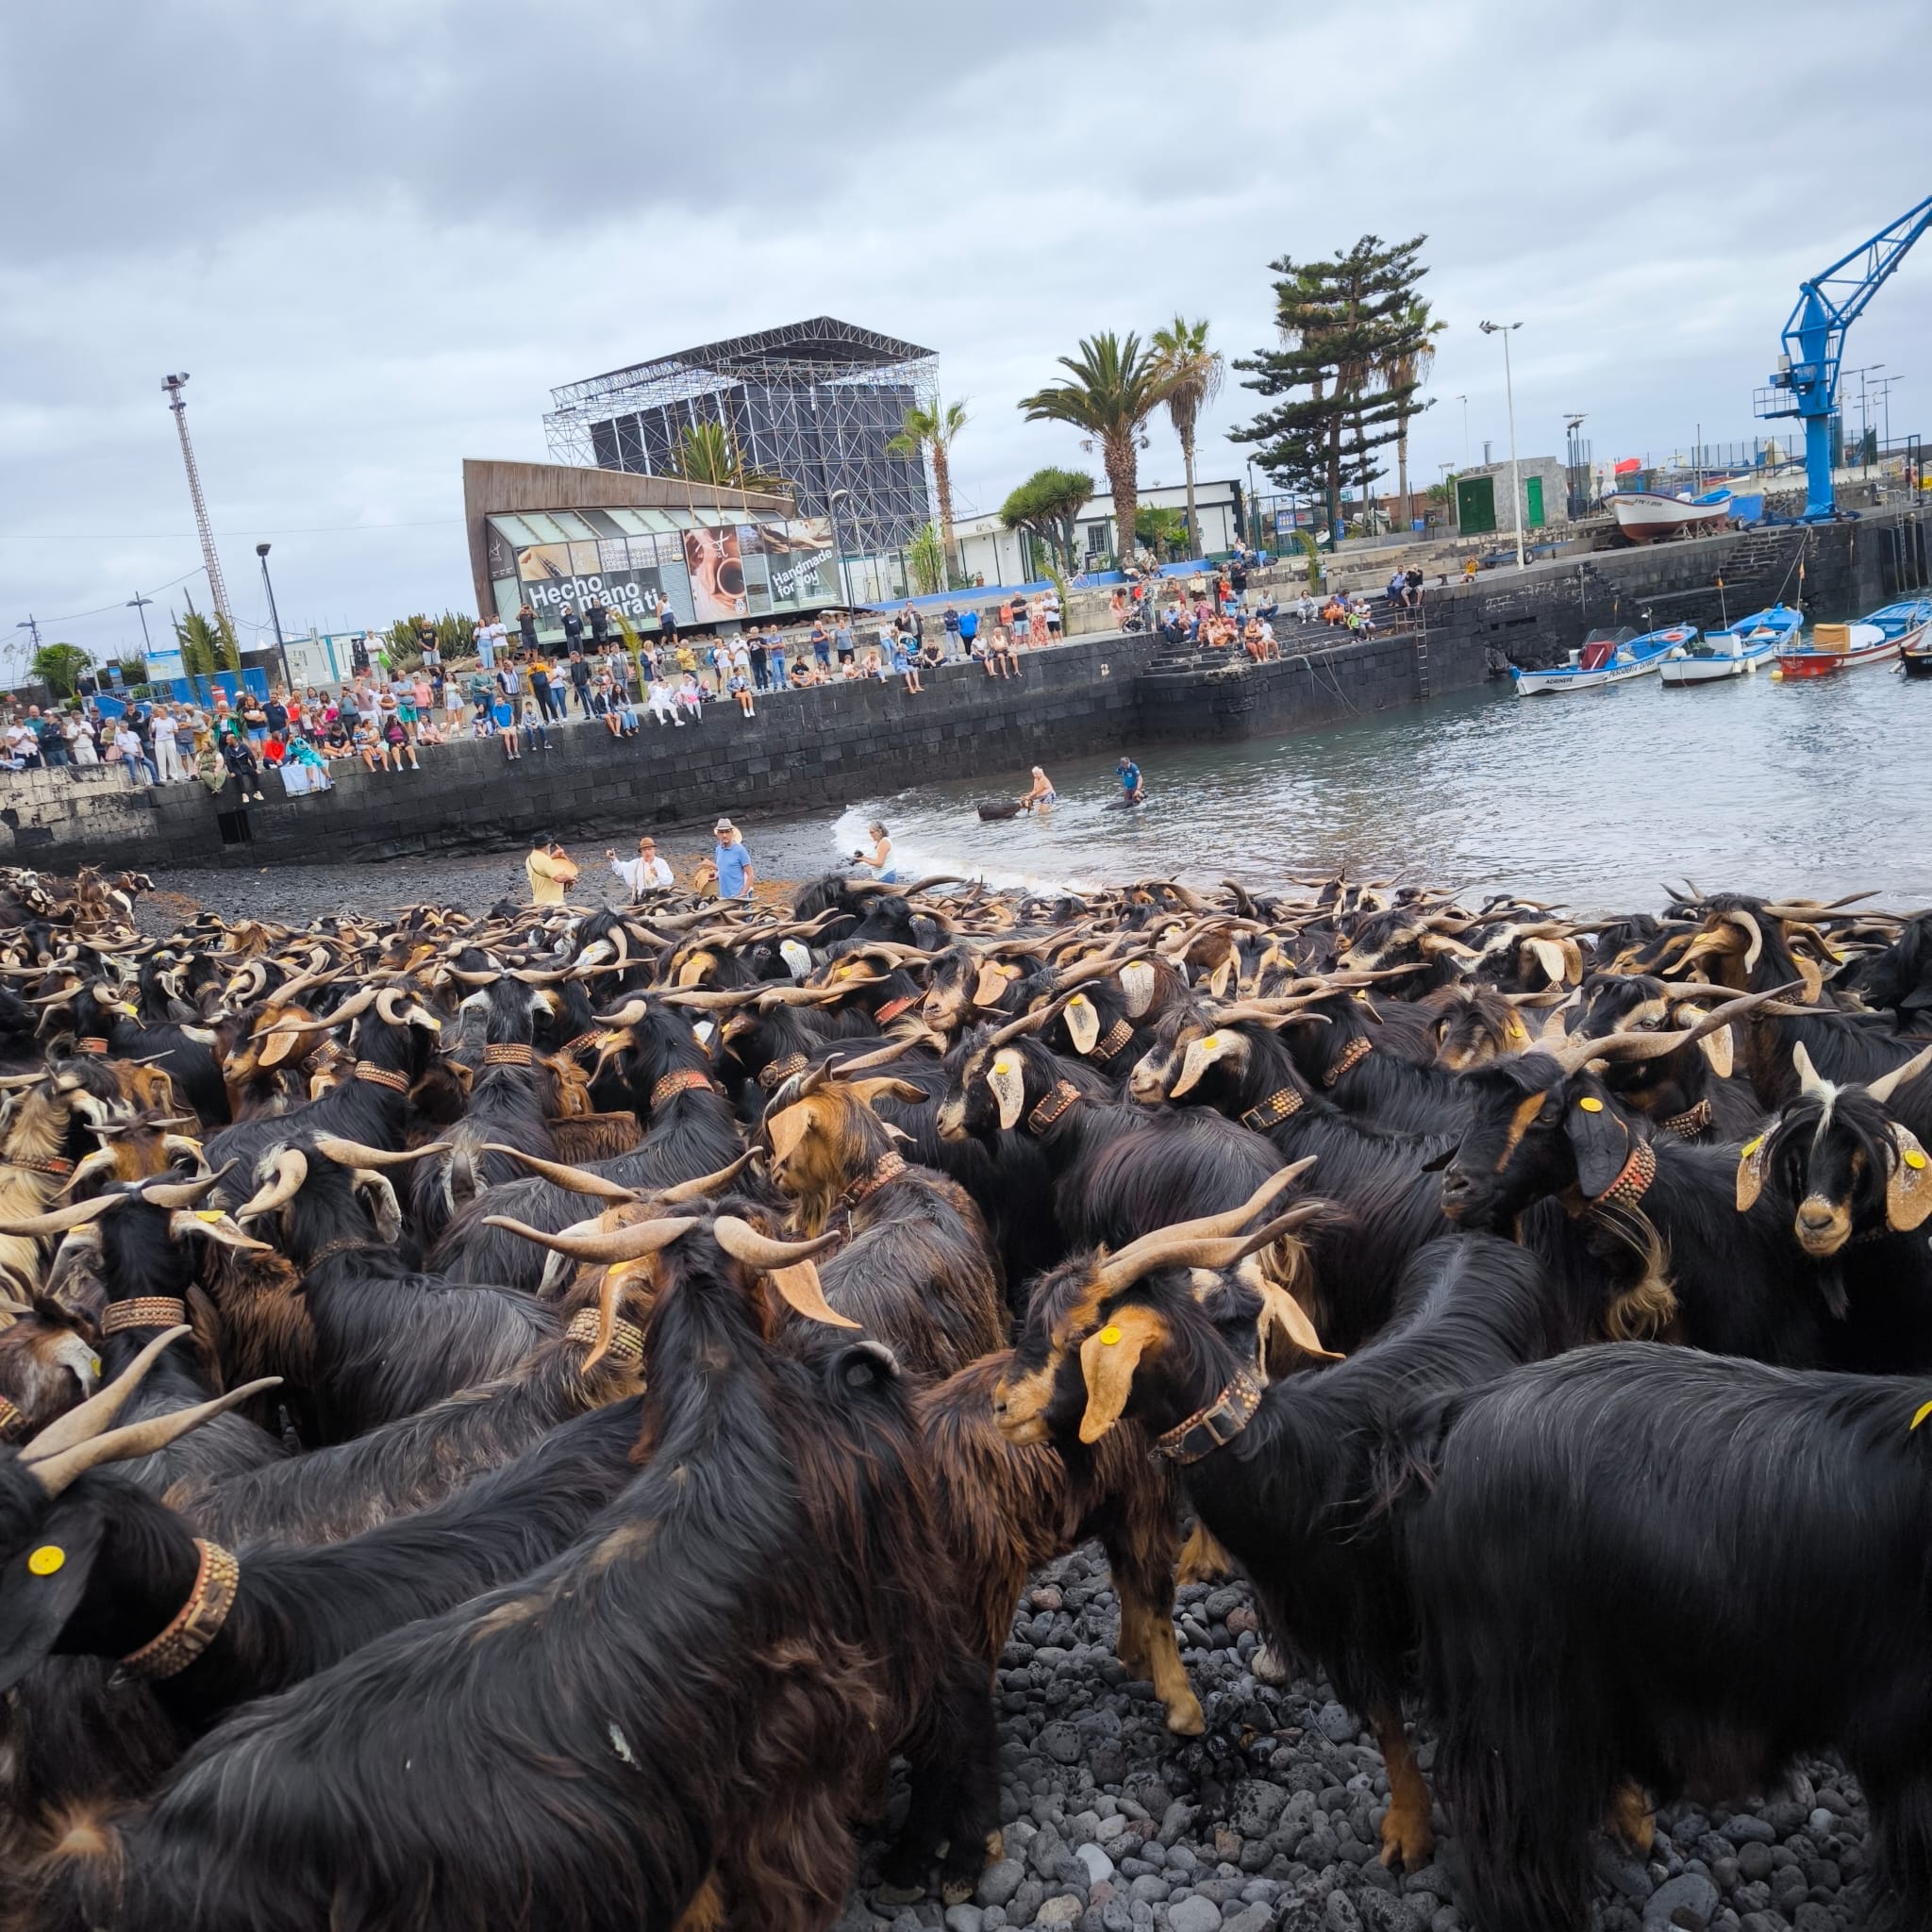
[126,594,155,658]
[1456,395,1469,467]
[255,542,291,691]
[824,490,857,609]
[1479,322,1526,570]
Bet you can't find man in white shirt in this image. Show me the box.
[150,705,184,782]
[113,723,145,786]
[607,835,675,898]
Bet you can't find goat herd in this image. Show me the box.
[0,861,1927,1931]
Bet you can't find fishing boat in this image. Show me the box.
[1609,487,1734,544]
[1513,623,1698,696]
[1658,604,1806,686]
[1900,617,1932,677]
[1774,597,1932,678]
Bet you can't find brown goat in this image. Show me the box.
[916,1351,1203,1734]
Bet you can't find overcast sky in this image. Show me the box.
[3,0,1926,672]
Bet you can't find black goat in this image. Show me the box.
[1411,1345,1932,1932]
[26,1215,998,1932]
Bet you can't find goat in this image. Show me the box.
[25,1215,998,1932]
[1410,1344,1932,1932]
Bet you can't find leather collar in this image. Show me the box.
[844,1151,907,1207]
[101,1297,189,1335]
[1323,1037,1374,1087]
[0,1395,25,1442]
[873,993,917,1026]
[1153,1368,1263,1464]
[119,1539,240,1679]
[1241,1087,1305,1131]
[8,1154,74,1176]
[1659,1097,1712,1139]
[1589,1136,1657,1212]
[482,1041,534,1065]
[1091,1017,1136,1061]
[354,1061,410,1092]
[650,1068,716,1109]
[758,1053,808,1090]
[1027,1080,1080,1133]
[564,1305,645,1366]
[306,1236,382,1269]
[76,1037,110,1057]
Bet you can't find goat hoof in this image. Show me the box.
[1250,1641,1291,1686]
[1377,1805,1434,1872]
[941,1878,975,1907]
[1164,1693,1207,1737]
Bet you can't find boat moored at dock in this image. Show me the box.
[1774,598,1932,678]
[1659,605,1806,686]
[1513,623,1698,696]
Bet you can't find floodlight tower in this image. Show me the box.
[161,374,234,625]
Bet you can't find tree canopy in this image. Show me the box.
[999,466,1095,576]
[174,596,240,676]
[669,421,788,496]
[1231,235,1434,533]
[29,642,91,700]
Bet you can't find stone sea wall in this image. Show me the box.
[6,508,1924,874]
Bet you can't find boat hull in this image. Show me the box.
[1660,605,1804,685]
[1658,652,1768,685]
[1610,491,1733,544]
[1903,650,1932,679]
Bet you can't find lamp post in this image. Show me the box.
[1479,322,1526,571]
[824,490,857,610]
[1457,394,1469,467]
[255,542,291,692]
[126,594,155,658]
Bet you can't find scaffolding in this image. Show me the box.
[543,317,939,556]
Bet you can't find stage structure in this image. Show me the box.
[543,318,938,560]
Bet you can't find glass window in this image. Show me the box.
[521,512,569,542]
[491,515,540,546]
[550,511,597,541]
[568,542,602,576]
[598,540,631,573]
[607,508,651,536]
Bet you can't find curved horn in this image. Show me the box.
[596,997,651,1028]
[1092,1161,1318,1293]
[708,1218,841,1271]
[257,982,381,1039]
[1791,1041,1835,1106]
[310,1136,451,1169]
[26,1376,283,1498]
[480,1213,697,1264]
[140,1165,233,1211]
[0,1194,124,1239]
[236,1147,309,1222]
[658,1149,758,1202]
[1549,984,1804,1074]
[983,991,1076,1051]
[1866,1044,1932,1108]
[477,1144,641,1204]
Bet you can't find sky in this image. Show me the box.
[3,0,1927,675]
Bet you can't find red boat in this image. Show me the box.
[1775,600,1932,678]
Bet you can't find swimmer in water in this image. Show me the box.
[1019,765,1057,811]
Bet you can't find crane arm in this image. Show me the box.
[1780,192,1932,412]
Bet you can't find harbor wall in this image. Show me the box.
[5,507,1925,874]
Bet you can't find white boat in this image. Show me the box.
[1513,623,1697,696]
[1658,604,1806,686]
[1610,488,1733,544]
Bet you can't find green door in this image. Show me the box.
[1524,475,1546,528]
[1456,475,1497,534]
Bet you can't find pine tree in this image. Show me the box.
[1231,235,1433,538]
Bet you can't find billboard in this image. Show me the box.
[682,525,747,625]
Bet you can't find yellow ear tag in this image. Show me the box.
[1507,1020,1527,1041]
[1741,1137,1764,1159]
[26,1546,64,1576]
[1098,1324,1124,1345]
[1071,994,1090,1009]
[1913,1400,1932,1431]
[1203,1034,1221,1050]
[1578,1096,1604,1113]
[991,1053,1019,1079]
[193,1209,225,1222]
[1907,1150,1928,1172]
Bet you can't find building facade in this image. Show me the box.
[953,478,1247,586]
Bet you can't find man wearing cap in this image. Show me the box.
[712,818,754,899]
[525,832,579,906]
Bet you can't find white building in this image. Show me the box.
[954,477,1246,585]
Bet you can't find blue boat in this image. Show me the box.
[1658,604,1806,686]
[1512,622,1698,696]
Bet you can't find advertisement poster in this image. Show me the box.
[517,561,695,634]
[759,516,841,610]
[682,526,748,624]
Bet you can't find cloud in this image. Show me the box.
[1,0,1925,670]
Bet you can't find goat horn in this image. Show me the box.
[658,989,761,1009]
[1097,1205,1325,1298]
[658,1149,758,1202]
[478,1144,641,1203]
[481,1213,697,1263]
[824,1037,940,1076]
[709,1217,841,1271]
[19,1324,193,1461]
[1093,1161,1317,1293]
[258,983,381,1038]
[237,1147,309,1221]
[1547,983,1804,1074]
[26,1375,283,1498]
[310,1136,451,1169]
[596,997,651,1027]
[983,990,1076,1050]
[1866,1044,1932,1108]
[141,1164,234,1210]
[0,1193,124,1239]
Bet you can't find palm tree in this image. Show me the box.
[1377,299,1445,528]
[29,642,91,700]
[1019,334,1176,573]
[886,396,969,585]
[669,421,789,496]
[1149,317,1223,557]
[174,594,239,676]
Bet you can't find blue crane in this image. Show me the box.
[1756,192,1932,520]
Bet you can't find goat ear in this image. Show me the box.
[1207,958,1234,1000]
[1076,1305,1165,1445]
[1063,995,1101,1056]
[844,1076,926,1107]
[0,1508,105,1697]
[1119,961,1157,1018]
[1524,938,1571,986]
[766,1100,818,1168]
[973,963,1016,1008]
[1736,1134,1771,1213]
[1564,1096,1632,1200]
[258,1029,297,1070]
[1694,1023,1734,1079]
[987,1053,1026,1132]
[1887,1125,1932,1232]
[1173,1029,1244,1099]
[1255,1281,1341,1367]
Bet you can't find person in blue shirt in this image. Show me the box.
[712,817,755,898]
[1116,756,1144,805]
[957,607,980,660]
